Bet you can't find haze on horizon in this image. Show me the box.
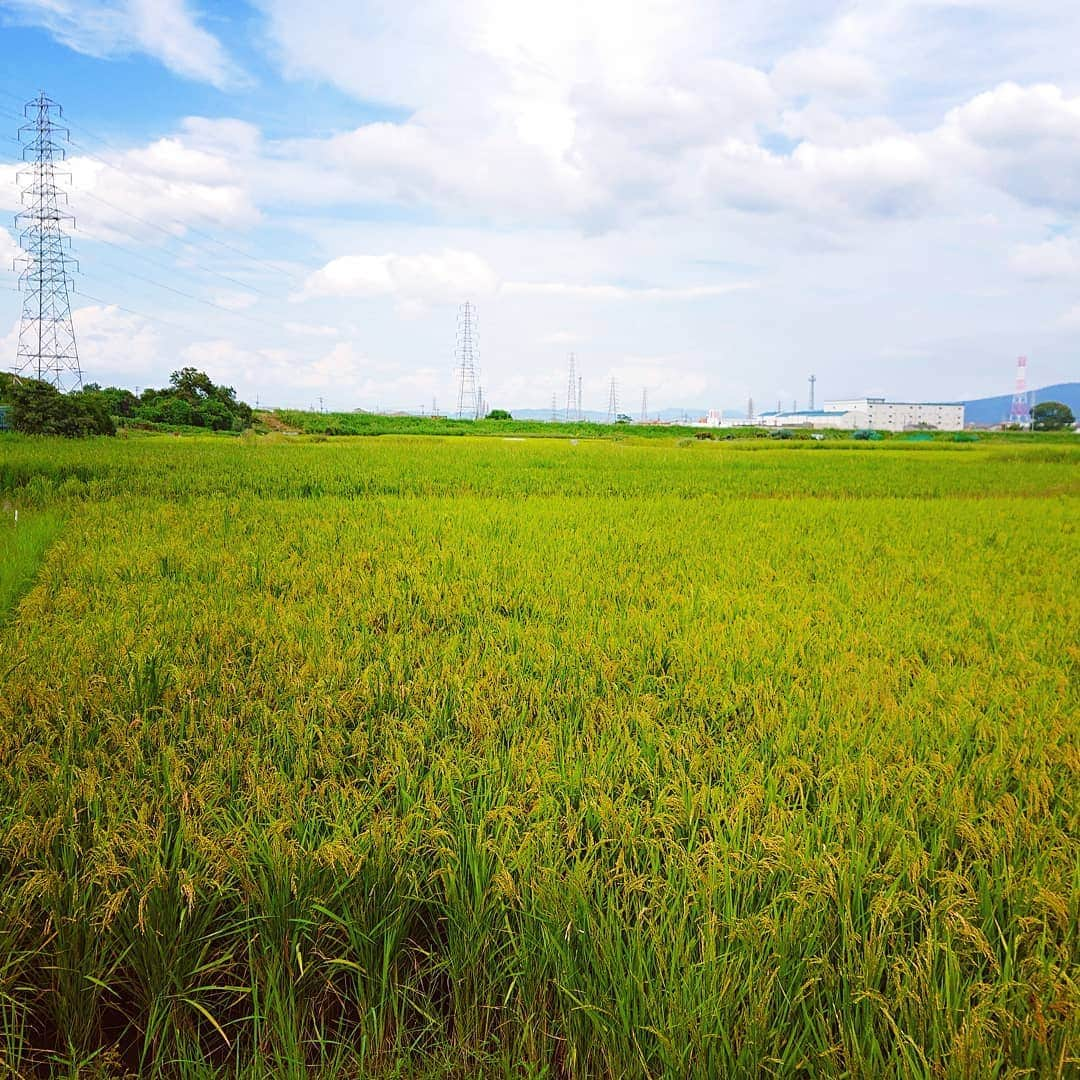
[0,0,1077,413]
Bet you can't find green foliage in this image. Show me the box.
[80,382,138,418]
[126,369,253,431]
[486,408,512,420]
[1031,400,1075,431]
[0,371,17,403]
[8,378,115,436]
[0,436,1076,1076]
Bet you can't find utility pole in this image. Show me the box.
[565,353,577,422]
[640,387,648,423]
[13,92,81,390]
[747,396,754,422]
[808,374,816,411]
[577,374,583,421]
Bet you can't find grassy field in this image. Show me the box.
[0,433,1077,1078]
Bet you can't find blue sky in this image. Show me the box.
[0,0,1077,412]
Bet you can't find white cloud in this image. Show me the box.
[72,303,161,377]
[283,322,341,337]
[771,49,880,102]
[503,281,754,301]
[211,291,260,311]
[2,0,241,88]
[0,228,21,273]
[69,128,261,244]
[1010,236,1080,280]
[297,248,753,308]
[297,250,500,305]
[938,82,1080,212]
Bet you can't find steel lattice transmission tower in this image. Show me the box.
[565,353,577,422]
[455,301,481,419]
[1009,355,1031,426]
[13,92,81,390]
[606,376,619,424]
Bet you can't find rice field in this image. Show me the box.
[0,433,1077,1078]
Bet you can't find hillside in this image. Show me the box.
[962,383,1079,426]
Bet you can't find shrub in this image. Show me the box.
[9,379,115,436]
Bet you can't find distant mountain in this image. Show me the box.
[962,383,1080,426]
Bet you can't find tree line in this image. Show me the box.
[0,367,253,436]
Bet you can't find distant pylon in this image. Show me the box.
[640,387,648,423]
[551,392,558,422]
[455,301,481,419]
[565,353,577,422]
[1009,356,1031,426]
[577,374,582,421]
[808,374,816,411]
[747,396,754,421]
[13,91,81,390]
[606,377,619,423]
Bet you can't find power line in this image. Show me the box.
[0,92,305,286]
[83,225,278,303]
[72,284,226,338]
[85,253,270,325]
[0,142,283,305]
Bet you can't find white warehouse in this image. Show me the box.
[825,398,966,432]
[757,409,864,429]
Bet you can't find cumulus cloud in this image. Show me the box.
[72,303,162,377]
[296,249,753,308]
[938,82,1080,212]
[2,0,242,88]
[68,122,262,243]
[297,250,500,305]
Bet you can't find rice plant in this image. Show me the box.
[0,433,1076,1077]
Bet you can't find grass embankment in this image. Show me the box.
[0,435,1076,1077]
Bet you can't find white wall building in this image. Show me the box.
[757,409,866,430]
[825,398,965,432]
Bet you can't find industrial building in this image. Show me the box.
[757,409,864,430]
[825,398,965,432]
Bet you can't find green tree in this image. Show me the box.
[486,409,512,420]
[9,379,114,436]
[170,367,217,402]
[77,384,138,418]
[1031,401,1075,431]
